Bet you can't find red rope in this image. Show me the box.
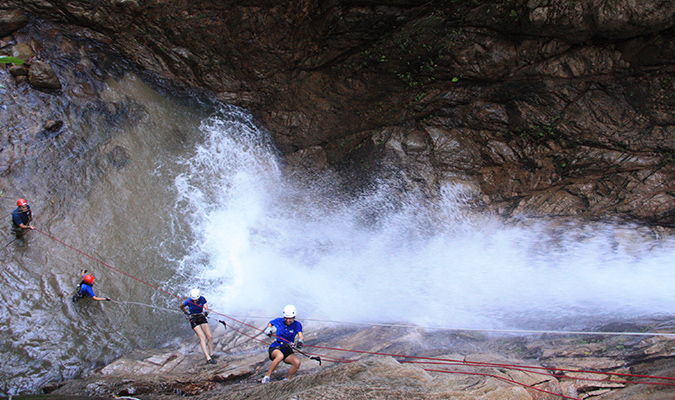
[35,228,181,300]
[423,368,582,400]
[403,356,675,382]
[306,343,675,382]
[403,360,675,387]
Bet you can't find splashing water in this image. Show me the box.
[175,105,675,332]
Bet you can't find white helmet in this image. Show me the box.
[282,304,297,318]
[190,288,201,300]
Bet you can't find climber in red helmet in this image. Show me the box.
[73,269,111,302]
[11,198,34,238]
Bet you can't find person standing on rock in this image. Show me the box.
[11,198,34,238]
[261,304,304,383]
[180,288,217,365]
[72,269,111,302]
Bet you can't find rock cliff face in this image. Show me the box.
[2,0,675,224]
[3,3,675,399]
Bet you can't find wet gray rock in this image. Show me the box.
[107,145,129,169]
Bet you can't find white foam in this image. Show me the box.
[175,105,675,331]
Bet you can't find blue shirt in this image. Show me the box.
[79,283,95,297]
[12,206,31,227]
[183,296,207,314]
[269,317,303,348]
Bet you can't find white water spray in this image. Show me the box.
[175,105,675,331]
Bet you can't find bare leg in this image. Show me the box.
[201,323,214,356]
[267,349,285,378]
[284,354,302,379]
[193,325,210,361]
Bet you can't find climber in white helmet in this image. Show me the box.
[261,304,304,383]
[180,288,218,365]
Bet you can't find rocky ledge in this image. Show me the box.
[41,320,675,400]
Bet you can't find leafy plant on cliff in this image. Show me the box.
[0,56,25,65]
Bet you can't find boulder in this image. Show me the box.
[8,64,28,76]
[28,60,62,90]
[0,9,28,37]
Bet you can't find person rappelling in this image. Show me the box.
[72,269,111,302]
[180,288,218,365]
[11,198,34,238]
[261,304,305,383]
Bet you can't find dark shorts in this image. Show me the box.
[189,313,207,329]
[12,225,29,238]
[269,345,293,361]
[72,286,89,302]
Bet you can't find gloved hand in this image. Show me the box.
[264,326,273,336]
[105,297,111,302]
[296,339,304,349]
[204,311,209,317]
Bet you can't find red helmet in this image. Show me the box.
[17,198,27,207]
[83,274,95,285]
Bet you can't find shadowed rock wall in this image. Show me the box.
[2,0,675,224]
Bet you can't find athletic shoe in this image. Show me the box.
[210,354,220,359]
[207,358,217,365]
[261,376,270,383]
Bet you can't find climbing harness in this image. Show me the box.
[187,312,208,326]
[72,283,86,302]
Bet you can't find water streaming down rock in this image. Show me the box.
[0,72,212,395]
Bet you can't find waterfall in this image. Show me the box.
[175,104,675,331]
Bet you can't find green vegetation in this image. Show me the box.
[413,92,427,102]
[529,116,562,140]
[0,56,25,65]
